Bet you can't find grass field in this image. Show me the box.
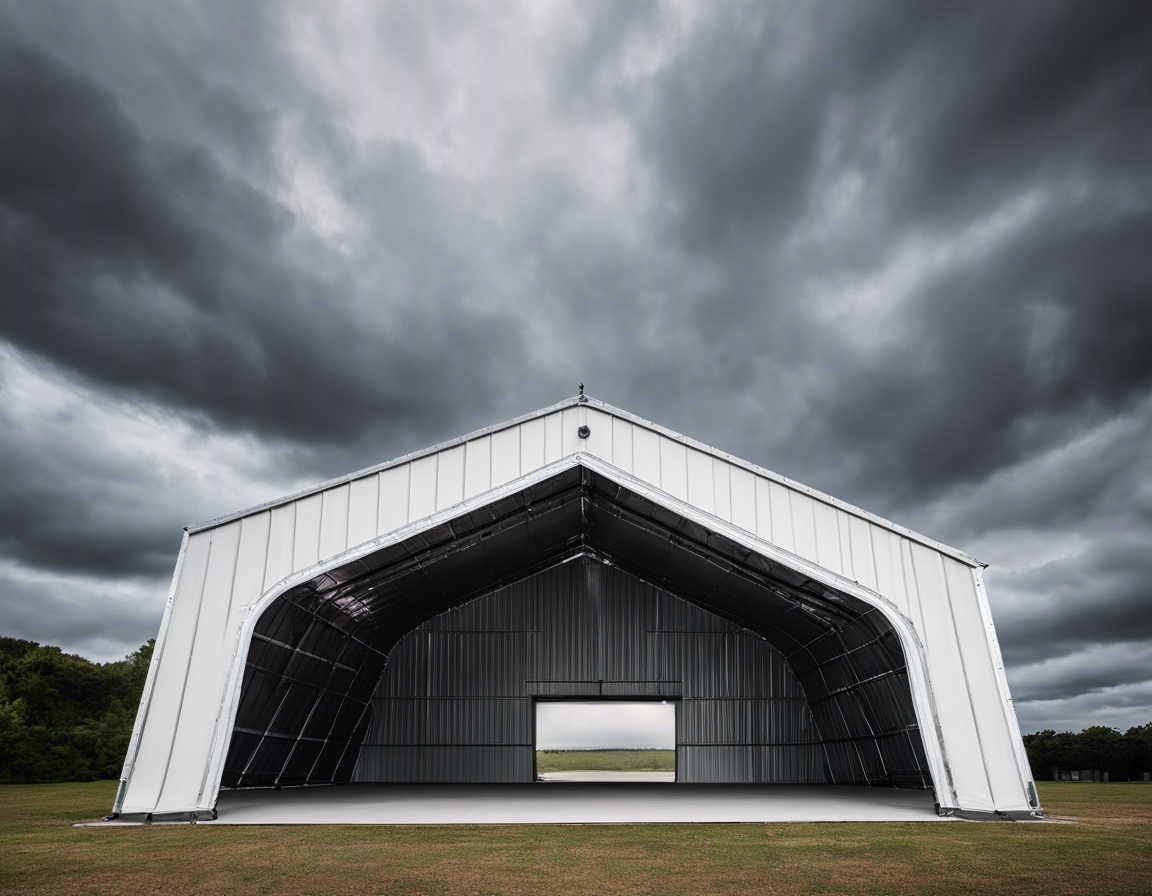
[1,781,1150,895]
[536,749,675,771]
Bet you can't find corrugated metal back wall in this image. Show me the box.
[353,557,826,783]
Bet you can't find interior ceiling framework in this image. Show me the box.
[224,466,929,791]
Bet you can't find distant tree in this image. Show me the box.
[1022,723,1152,781]
[0,637,154,783]
[1121,723,1152,780]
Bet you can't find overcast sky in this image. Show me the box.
[1,1,1149,735]
[537,702,676,750]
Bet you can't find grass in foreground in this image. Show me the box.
[1,781,1150,895]
[535,749,675,771]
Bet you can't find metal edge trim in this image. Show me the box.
[194,456,589,810]
[575,454,957,809]
[190,454,959,814]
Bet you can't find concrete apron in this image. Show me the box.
[121,783,959,825]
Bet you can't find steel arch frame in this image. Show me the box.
[144,453,960,814]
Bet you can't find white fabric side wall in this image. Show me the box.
[943,559,1033,812]
[156,520,243,811]
[119,531,212,813]
[121,404,1034,815]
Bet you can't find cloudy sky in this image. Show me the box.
[537,702,676,750]
[1,1,1149,735]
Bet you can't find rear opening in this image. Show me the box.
[534,700,677,782]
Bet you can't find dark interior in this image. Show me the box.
[221,465,931,791]
[354,557,824,783]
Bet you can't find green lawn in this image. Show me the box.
[536,749,675,771]
[1,781,1150,895]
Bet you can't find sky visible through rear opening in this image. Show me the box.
[536,702,677,751]
[0,1,1150,735]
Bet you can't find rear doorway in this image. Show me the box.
[534,700,677,782]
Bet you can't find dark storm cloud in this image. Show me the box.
[1009,643,1152,705]
[994,538,1152,667]
[0,417,183,577]
[0,32,532,454]
[0,0,1149,729]
[0,563,161,663]
[617,0,1152,505]
[806,208,1152,508]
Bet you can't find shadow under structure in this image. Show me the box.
[111,396,1042,822]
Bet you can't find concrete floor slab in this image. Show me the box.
[204,783,951,824]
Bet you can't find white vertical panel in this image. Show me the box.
[911,544,994,811]
[790,492,818,565]
[121,532,213,811]
[378,464,410,536]
[729,467,756,533]
[686,449,714,514]
[659,438,688,501]
[583,408,612,461]
[871,528,903,613]
[812,501,842,576]
[887,535,912,616]
[436,445,465,510]
[318,484,350,560]
[544,412,563,464]
[158,521,242,810]
[943,559,1026,811]
[836,510,855,579]
[201,513,269,805]
[712,459,732,522]
[633,426,661,484]
[768,482,794,553]
[490,426,520,487]
[292,493,323,572]
[848,516,878,591]
[754,477,773,542]
[464,436,492,499]
[232,513,271,616]
[263,503,297,591]
[408,454,438,521]
[347,475,379,548]
[519,418,546,475]
[900,539,926,637]
[561,407,583,456]
[611,417,634,473]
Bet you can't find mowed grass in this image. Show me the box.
[536,749,675,771]
[1,781,1150,895]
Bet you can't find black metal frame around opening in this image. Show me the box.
[221,465,932,792]
[532,697,681,783]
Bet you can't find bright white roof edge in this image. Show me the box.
[186,394,985,568]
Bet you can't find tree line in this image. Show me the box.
[0,637,152,783]
[1023,725,1152,781]
[1,634,1151,784]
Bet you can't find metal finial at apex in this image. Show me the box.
[578,383,586,401]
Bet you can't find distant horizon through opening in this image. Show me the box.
[535,701,677,782]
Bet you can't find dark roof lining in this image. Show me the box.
[291,467,875,652]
